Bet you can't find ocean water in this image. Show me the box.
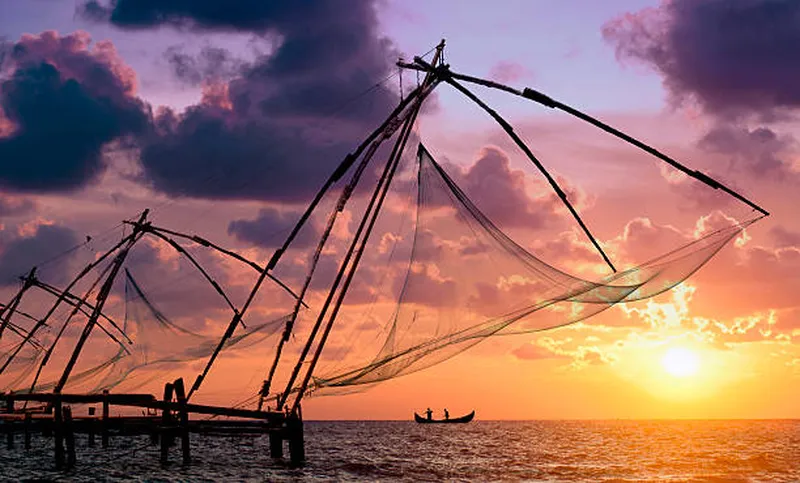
[1,420,798,482]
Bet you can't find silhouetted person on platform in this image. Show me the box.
[444,408,449,420]
[425,407,433,420]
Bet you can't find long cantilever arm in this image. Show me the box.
[398,60,769,217]
[406,58,616,272]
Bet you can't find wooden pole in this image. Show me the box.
[172,378,190,465]
[0,232,136,374]
[279,85,435,411]
[24,412,31,450]
[187,82,430,401]
[287,413,304,465]
[160,382,174,465]
[101,390,109,448]
[53,210,148,394]
[53,397,64,470]
[269,430,283,459]
[63,406,76,469]
[5,393,13,449]
[88,406,96,447]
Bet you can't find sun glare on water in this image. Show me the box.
[661,347,700,378]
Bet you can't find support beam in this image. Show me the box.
[187,80,432,401]
[280,87,432,411]
[398,60,770,218]
[53,210,149,394]
[407,57,616,273]
[0,230,137,375]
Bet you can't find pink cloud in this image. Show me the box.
[488,61,531,84]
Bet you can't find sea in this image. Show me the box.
[1,420,798,482]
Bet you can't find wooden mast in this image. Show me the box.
[186,71,439,401]
[397,59,769,217]
[53,209,149,394]
[282,40,447,413]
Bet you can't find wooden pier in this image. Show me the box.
[0,377,305,469]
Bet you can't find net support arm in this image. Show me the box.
[142,225,306,308]
[29,278,133,348]
[0,228,137,375]
[0,267,37,340]
[139,228,243,327]
[53,209,149,394]
[407,58,616,272]
[27,261,118,394]
[258,138,384,410]
[403,62,770,217]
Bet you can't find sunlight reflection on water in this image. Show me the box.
[0,420,797,481]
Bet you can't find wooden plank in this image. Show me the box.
[14,393,285,422]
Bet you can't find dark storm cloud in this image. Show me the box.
[82,0,400,201]
[0,224,78,286]
[604,0,800,179]
[80,0,334,33]
[603,0,800,117]
[0,32,149,193]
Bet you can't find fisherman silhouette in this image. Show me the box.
[425,407,433,420]
[444,408,449,420]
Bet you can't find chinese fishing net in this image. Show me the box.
[307,144,760,395]
[0,234,291,395]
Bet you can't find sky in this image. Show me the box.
[0,0,799,420]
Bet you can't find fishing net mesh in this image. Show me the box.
[308,145,757,394]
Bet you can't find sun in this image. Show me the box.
[661,347,700,378]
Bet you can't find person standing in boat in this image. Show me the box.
[425,407,433,420]
[444,408,449,420]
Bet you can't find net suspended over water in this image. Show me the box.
[308,144,760,394]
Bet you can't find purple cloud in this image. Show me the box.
[603,0,800,117]
[82,0,401,202]
[0,31,148,193]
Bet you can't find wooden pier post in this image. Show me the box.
[5,421,13,450]
[24,412,31,450]
[173,378,190,465]
[269,430,283,459]
[4,393,13,449]
[53,398,64,470]
[88,407,96,447]
[160,382,174,465]
[64,406,76,469]
[287,414,305,465]
[101,390,109,448]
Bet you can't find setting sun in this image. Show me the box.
[661,347,700,378]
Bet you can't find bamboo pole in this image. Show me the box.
[146,225,305,305]
[186,82,431,401]
[53,210,149,394]
[282,89,431,411]
[101,390,109,449]
[0,231,136,375]
[398,60,769,217]
[258,113,396,410]
[173,378,190,465]
[0,267,36,340]
[53,397,64,470]
[285,42,445,412]
[160,382,174,465]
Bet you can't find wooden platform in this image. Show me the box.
[1,378,304,469]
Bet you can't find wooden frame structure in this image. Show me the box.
[0,40,767,470]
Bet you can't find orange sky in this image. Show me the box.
[1,0,799,420]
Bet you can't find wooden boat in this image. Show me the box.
[414,410,475,424]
